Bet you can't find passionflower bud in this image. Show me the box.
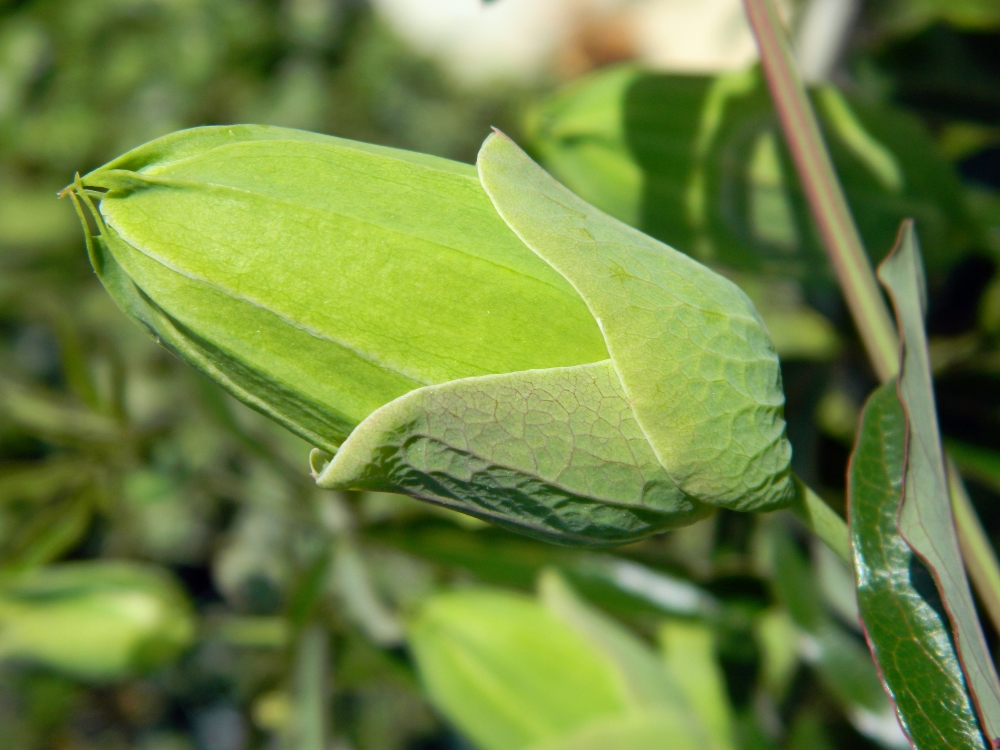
[68,125,793,544]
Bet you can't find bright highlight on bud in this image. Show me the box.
[68,125,793,545]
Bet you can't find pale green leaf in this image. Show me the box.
[0,562,195,680]
[525,712,700,750]
[478,132,792,511]
[659,618,736,750]
[537,569,690,713]
[407,588,632,750]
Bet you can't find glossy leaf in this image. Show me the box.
[537,569,691,714]
[849,382,986,749]
[315,362,710,544]
[876,223,1000,741]
[478,132,792,512]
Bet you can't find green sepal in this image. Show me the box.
[315,361,711,545]
[478,132,793,511]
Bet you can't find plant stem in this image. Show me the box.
[743,0,1000,635]
[790,475,850,565]
[742,0,899,383]
[949,457,1000,633]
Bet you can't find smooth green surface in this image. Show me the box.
[537,570,691,714]
[849,383,985,749]
[408,588,631,750]
[316,362,710,544]
[0,562,194,681]
[877,224,1000,739]
[78,125,608,447]
[525,712,700,750]
[659,619,735,750]
[479,132,792,512]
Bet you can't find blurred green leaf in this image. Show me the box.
[527,66,981,283]
[0,561,195,681]
[408,587,633,750]
[945,439,1000,494]
[525,712,699,750]
[0,377,121,444]
[659,618,735,750]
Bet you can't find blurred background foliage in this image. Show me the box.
[0,0,999,748]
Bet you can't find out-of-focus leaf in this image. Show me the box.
[525,712,700,750]
[877,223,1000,740]
[875,0,1000,34]
[659,618,735,750]
[408,587,632,750]
[316,362,710,545]
[478,132,792,512]
[286,623,328,750]
[0,377,121,444]
[537,570,690,713]
[0,561,195,681]
[524,64,643,226]
[945,439,1000,494]
[850,381,985,749]
[527,66,980,282]
[754,608,799,699]
[1,489,94,569]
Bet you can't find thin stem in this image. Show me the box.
[743,0,1000,637]
[949,457,1000,633]
[743,0,899,383]
[790,474,850,565]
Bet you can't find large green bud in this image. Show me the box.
[69,125,793,544]
[0,562,195,680]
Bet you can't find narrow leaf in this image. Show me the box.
[877,222,1000,741]
[316,362,710,545]
[849,382,986,749]
[478,132,792,511]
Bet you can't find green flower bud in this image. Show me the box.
[69,126,792,545]
[0,562,195,680]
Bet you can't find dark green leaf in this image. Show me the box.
[878,223,1000,740]
[850,381,986,749]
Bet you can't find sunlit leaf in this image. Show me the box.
[849,382,985,749]
[873,222,1000,741]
